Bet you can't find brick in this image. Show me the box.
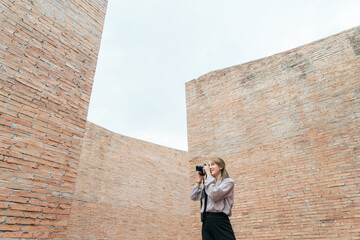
[0,182,31,191]
[3,103,23,116]
[53,227,67,232]
[0,209,24,217]
[16,178,48,189]
[47,184,73,193]
[31,187,53,195]
[64,171,77,178]
[19,166,50,177]
[43,207,70,215]
[0,202,8,208]
[35,115,62,128]
[39,154,66,165]
[5,156,38,168]
[46,196,71,204]
[38,233,67,239]
[29,199,58,208]
[0,126,28,139]
[53,162,75,172]
[0,149,23,160]
[0,141,11,150]
[0,174,16,182]
[56,214,70,221]
[14,137,43,148]
[0,137,26,148]
[0,114,32,128]
[11,145,42,158]
[25,145,55,157]
[51,174,76,183]
[0,187,12,195]
[34,176,63,185]
[14,124,47,138]
[1,232,37,238]
[59,203,71,209]
[0,161,19,170]
[0,224,21,231]
[0,195,29,204]
[39,219,68,227]
[9,204,43,212]
[23,155,53,166]
[0,169,35,180]
[13,191,45,200]
[21,225,52,232]
[37,165,64,175]
[0,118,14,128]
[25,212,57,220]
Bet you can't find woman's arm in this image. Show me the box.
[190,170,205,201]
[205,176,234,202]
[190,184,203,201]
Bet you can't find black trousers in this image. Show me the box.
[202,212,236,240]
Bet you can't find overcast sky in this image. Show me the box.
[87,0,360,151]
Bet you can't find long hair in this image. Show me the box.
[208,157,230,183]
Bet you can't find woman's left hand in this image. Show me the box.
[203,163,211,176]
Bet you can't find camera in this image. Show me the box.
[196,164,206,176]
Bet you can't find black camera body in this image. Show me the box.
[196,164,206,176]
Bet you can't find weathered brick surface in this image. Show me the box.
[186,26,360,239]
[1,1,359,239]
[0,0,107,238]
[66,122,191,239]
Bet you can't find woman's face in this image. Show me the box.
[208,161,222,178]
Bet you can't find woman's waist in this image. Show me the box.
[203,212,229,219]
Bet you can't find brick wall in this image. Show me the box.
[1,1,359,239]
[186,26,360,239]
[66,122,191,240]
[0,0,107,239]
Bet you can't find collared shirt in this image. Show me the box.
[190,176,234,216]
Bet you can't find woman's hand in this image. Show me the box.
[197,172,204,183]
[203,163,211,176]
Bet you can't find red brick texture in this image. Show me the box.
[0,0,107,239]
[1,1,359,239]
[66,122,191,240]
[186,26,360,239]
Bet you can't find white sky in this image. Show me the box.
[87,0,360,151]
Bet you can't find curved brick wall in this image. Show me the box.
[1,1,359,239]
[0,0,107,239]
[186,26,360,239]
[66,122,191,240]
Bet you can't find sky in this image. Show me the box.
[87,0,360,151]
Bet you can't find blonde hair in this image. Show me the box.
[208,157,230,182]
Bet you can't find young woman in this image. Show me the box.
[190,157,236,240]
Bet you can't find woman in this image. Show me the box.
[190,157,236,240]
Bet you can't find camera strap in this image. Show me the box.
[201,178,208,222]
